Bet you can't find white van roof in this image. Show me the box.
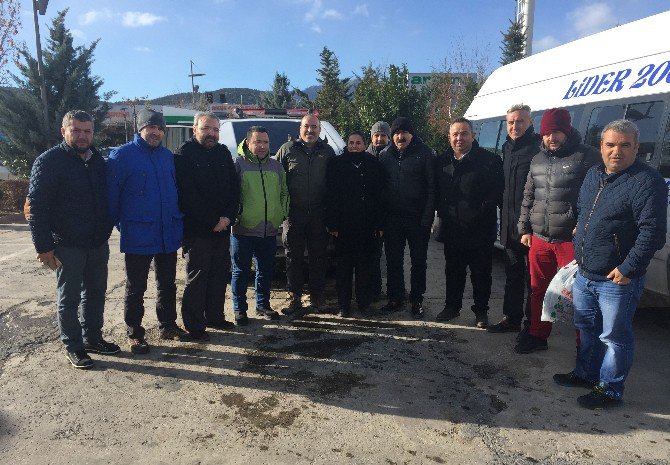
[465,11,670,120]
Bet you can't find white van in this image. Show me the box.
[218,118,345,157]
[465,11,670,303]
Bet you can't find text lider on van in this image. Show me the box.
[563,60,670,100]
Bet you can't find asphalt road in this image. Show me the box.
[0,217,668,464]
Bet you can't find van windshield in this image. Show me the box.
[232,121,300,155]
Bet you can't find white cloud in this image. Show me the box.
[568,2,617,37]
[70,29,86,40]
[80,11,102,25]
[534,35,561,52]
[134,46,152,52]
[122,12,166,28]
[354,4,369,17]
[322,9,343,20]
[310,24,322,33]
[304,0,323,22]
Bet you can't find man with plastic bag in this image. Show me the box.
[553,120,667,409]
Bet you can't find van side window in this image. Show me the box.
[585,105,625,148]
[660,114,670,177]
[625,101,664,163]
[477,120,503,156]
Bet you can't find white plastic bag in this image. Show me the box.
[541,260,578,324]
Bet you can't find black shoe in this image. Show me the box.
[577,383,623,410]
[553,371,596,389]
[282,295,303,315]
[66,350,94,369]
[235,312,249,326]
[189,330,210,342]
[475,313,488,329]
[84,339,121,355]
[516,324,530,342]
[338,307,351,317]
[435,307,460,322]
[256,307,280,320]
[310,298,328,314]
[357,304,370,315]
[380,300,404,313]
[514,334,548,354]
[128,337,150,354]
[487,318,521,333]
[411,301,424,319]
[206,320,235,330]
[159,325,191,341]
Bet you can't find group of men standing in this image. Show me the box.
[28,103,666,410]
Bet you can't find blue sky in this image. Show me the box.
[8,0,670,101]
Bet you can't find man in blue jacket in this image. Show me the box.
[554,120,667,409]
[107,109,188,354]
[28,110,119,369]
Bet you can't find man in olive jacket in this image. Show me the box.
[276,114,335,314]
[379,117,436,319]
[175,111,239,340]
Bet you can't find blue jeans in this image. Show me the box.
[54,243,109,351]
[231,234,276,313]
[572,270,645,400]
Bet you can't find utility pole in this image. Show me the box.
[516,0,535,56]
[189,60,205,108]
[32,0,49,146]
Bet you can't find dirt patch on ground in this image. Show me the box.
[220,392,301,430]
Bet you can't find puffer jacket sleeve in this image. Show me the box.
[518,168,535,236]
[279,167,289,219]
[106,149,124,228]
[617,174,668,278]
[221,149,240,224]
[28,152,56,253]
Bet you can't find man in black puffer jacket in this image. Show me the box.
[516,108,600,354]
[434,118,504,328]
[28,110,118,369]
[379,117,435,318]
[488,104,541,335]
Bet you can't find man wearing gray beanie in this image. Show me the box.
[107,108,190,355]
[367,121,391,157]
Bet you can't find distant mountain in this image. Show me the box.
[145,88,264,106]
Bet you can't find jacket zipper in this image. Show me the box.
[307,150,312,215]
[258,158,268,238]
[580,180,606,268]
[543,156,553,237]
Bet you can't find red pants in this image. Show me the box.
[528,236,575,340]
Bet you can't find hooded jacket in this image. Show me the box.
[232,139,289,238]
[174,137,239,240]
[574,159,667,280]
[378,136,436,227]
[107,133,183,254]
[518,128,600,243]
[326,149,386,251]
[500,126,542,247]
[435,140,504,244]
[276,137,335,214]
[29,141,112,253]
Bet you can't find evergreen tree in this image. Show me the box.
[0,9,111,177]
[500,19,526,65]
[314,47,350,125]
[260,72,292,109]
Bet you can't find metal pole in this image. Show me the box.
[32,0,50,146]
[190,60,195,107]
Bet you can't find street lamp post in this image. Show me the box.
[32,0,50,147]
[189,60,205,108]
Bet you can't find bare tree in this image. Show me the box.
[0,0,21,83]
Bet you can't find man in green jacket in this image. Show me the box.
[231,126,289,324]
[276,114,335,314]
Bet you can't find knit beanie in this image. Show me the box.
[136,109,166,132]
[389,117,415,136]
[539,108,571,136]
[370,121,391,138]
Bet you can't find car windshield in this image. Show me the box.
[232,121,300,155]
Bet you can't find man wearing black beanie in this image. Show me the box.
[378,117,436,318]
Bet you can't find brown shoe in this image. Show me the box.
[487,318,520,333]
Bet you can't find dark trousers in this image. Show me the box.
[124,251,178,339]
[282,211,329,300]
[181,236,231,332]
[502,241,531,325]
[371,236,383,297]
[444,241,494,314]
[335,245,375,310]
[384,216,430,303]
[54,243,109,351]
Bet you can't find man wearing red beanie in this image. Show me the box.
[516,108,600,353]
